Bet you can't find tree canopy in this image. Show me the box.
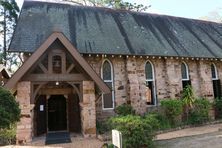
[63,0,150,12]
[0,87,20,129]
[0,0,21,72]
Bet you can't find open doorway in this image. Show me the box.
[48,95,67,131]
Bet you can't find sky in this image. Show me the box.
[16,0,222,20]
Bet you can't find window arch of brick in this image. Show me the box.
[101,59,115,110]
[145,60,156,105]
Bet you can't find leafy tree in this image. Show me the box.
[0,87,20,129]
[63,0,150,12]
[0,0,21,72]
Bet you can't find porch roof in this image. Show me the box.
[9,1,222,58]
[5,32,111,94]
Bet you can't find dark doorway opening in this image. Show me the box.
[48,95,67,131]
[68,94,81,133]
[35,95,47,136]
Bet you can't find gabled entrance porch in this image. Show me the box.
[5,32,110,144]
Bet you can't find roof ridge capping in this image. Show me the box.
[23,0,222,25]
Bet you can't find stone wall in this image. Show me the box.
[154,59,168,101]
[198,61,214,100]
[16,81,34,144]
[80,81,96,137]
[85,55,217,120]
[188,60,201,96]
[165,59,182,98]
[126,57,146,114]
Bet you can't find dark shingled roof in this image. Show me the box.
[9,1,222,58]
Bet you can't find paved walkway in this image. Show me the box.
[156,130,222,148]
[156,123,222,140]
[31,135,104,148]
[3,123,222,148]
[3,135,104,148]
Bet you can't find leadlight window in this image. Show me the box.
[101,60,114,109]
[211,64,218,80]
[145,61,156,105]
[181,62,191,89]
[211,64,221,99]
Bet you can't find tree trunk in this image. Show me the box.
[3,8,7,66]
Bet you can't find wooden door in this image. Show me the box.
[35,95,47,135]
[48,95,67,131]
[68,93,81,133]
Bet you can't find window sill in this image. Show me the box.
[102,108,114,111]
[146,104,157,107]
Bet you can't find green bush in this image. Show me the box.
[0,87,20,129]
[214,98,222,119]
[114,104,135,116]
[144,113,160,131]
[160,99,183,126]
[182,85,195,108]
[0,125,16,146]
[96,120,110,134]
[188,98,211,124]
[154,112,172,130]
[181,85,196,123]
[107,115,157,148]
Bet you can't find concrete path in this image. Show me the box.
[156,123,222,140]
[156,131,222,148]
[2,136,104,148]
[3,123,222,148]
[31,136,104,148]
[156,123,222,148]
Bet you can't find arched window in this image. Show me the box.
[211,63,221,98]
[181,62,191,89]
[145,61,156,105]
[211,64,218,80]
[101,60,114,109]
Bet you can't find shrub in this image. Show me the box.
[160,99,183,126]
[182,85,196,122]
[214,98,222,119]
[107,115,157,148]
[143,113,160,131]
[188,98,211,124]
[182,85,195,108]
[0,125,16,146]
[0,87,20,129]
[96,120,110,134]
[154,112,172,130]
[114,104,135,116]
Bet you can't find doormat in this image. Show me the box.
[45,132,71,145]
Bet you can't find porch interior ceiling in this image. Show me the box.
[9,1,222,59]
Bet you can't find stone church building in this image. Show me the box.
[5,0,222,143]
